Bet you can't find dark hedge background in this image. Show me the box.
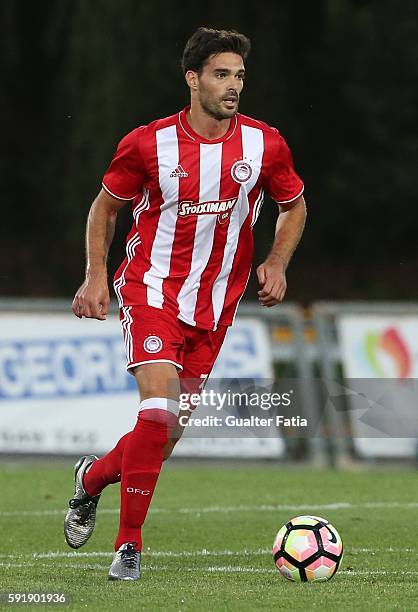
[2,0,417,304]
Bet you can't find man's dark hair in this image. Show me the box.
[181,27,251,75]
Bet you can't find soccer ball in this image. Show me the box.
[272,515,343,582]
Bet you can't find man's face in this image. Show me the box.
[194,52,245,120]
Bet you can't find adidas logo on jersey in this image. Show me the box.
[170,164,189,178]
[178,198,237,218]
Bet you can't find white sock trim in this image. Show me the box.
[139,397,180,417]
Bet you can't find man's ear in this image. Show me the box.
[185,70,198,91]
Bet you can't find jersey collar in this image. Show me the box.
[178,106,239,144]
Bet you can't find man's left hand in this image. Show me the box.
[256,255,287,307]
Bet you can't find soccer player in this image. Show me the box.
[64,27,306,580]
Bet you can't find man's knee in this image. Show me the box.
[133,362,180,400]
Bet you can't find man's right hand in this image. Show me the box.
[72,276,110,321]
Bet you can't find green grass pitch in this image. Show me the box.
[0,461,417,611]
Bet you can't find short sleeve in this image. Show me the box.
[263,129,304,209]
[102,128,146,200]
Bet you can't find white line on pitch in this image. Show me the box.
[0,547,416,561]
[350,547,417,554]
[0,508,151,517]
[0,562,417,577]
[176,502,418,514]
[0,549,270,560]
[340,569,418,576]
[1,501,417,518]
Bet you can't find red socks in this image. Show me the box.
[83,432,130,497]
[114,398,178,552]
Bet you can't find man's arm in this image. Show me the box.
[256,195,307,307]
[72,188,127,320]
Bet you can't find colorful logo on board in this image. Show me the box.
[364,327,411,379]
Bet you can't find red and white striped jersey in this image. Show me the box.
[103,107,304,330]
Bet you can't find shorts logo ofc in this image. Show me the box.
[126,487,151,495]
[178,198,237,222]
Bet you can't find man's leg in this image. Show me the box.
[108,362,180,580]
[64,431,135,549]
[64,379,188,551]
[95,323,229,479]
[83,432,130,496]
[83,322,229,495]
[78,305,184,497]
[65,320,227,559]
[64,305,185,558]
[159,323,229,458]
[82,417,177,501]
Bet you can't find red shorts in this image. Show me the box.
[120,305,227,389]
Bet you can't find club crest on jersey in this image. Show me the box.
[231,160,252,184]
[143,335,163,354]
[178,198,237,221]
